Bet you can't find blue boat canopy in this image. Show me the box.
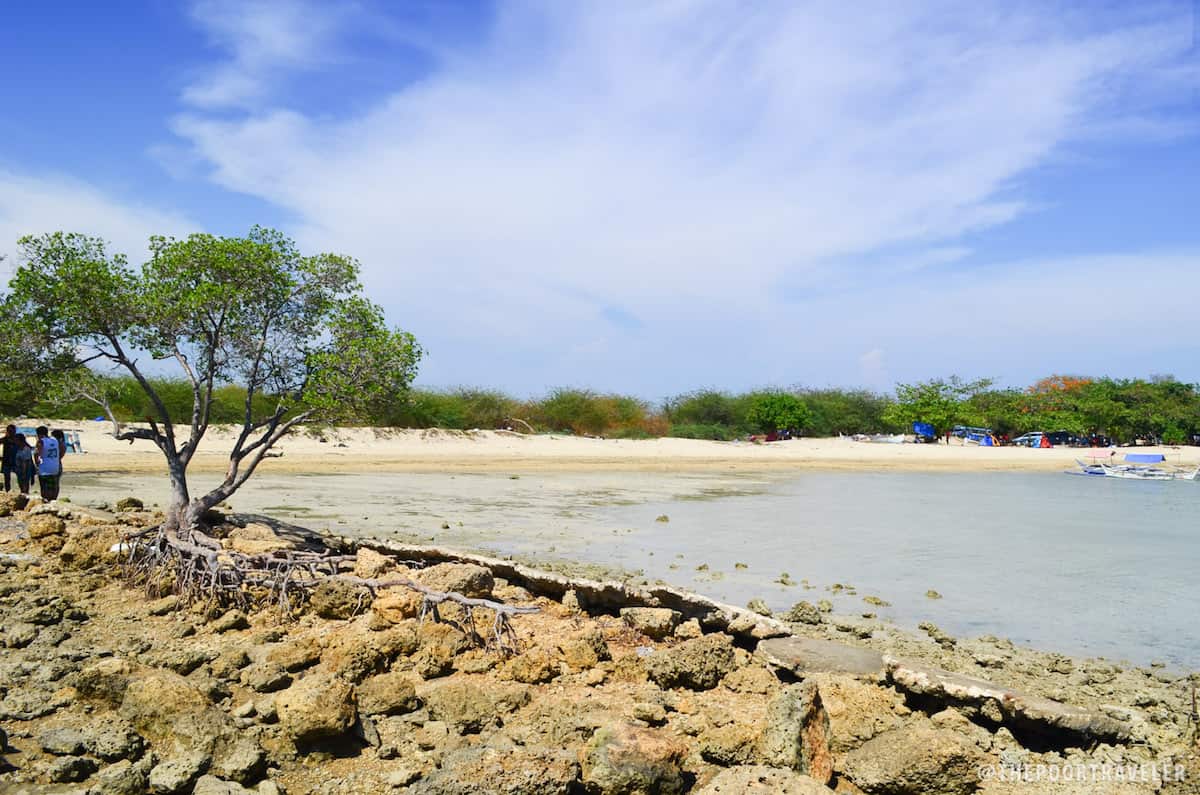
[1124,453,1165,463]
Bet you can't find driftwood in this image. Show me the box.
[119,526,538,652]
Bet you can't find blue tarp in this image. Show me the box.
[1124,453,1165,463]
[913,422,936,438]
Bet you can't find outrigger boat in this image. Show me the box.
[1069,452,1200,481]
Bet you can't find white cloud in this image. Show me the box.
[169,1,1198,393]
[0,170,196,271]
[182,0,357,109]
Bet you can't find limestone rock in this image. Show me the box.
[241,662,292,693]
[747,598,772,616]
[372,589,423,624]
[353,547,395,579]
[118,669,211,740]
[695,766,836,794]
[40,726,88,755]
[309,579,372,619]
[581,722,689,795]
[620,607,681,639]
[557,628,611,671]
[275,674,357,744]
[415,562,494,598]
[91,758,152,795]
[645,633,736,691]
[321,632,387,682]
[149,751,211,794]
[211,736,266,784]
[700,722,759,766]
[839,724,989,795]
[85,718,146,761]
[783,601,823,625]
[885,657,1131,744]
[75,657,134,705]
[59,523,122,568]
[224,523,289,556]
[420,680,497,735]
[266,637,323,673]
[409,745,579,795]
[48,754,98,783]
[115,497,144,512]
[210,610,250,633]
[357,672,420,716]
[27,514,66,539]
[809,673,904,754]
[758,681,833,784]
[0,491,28,516]
[191,774,255,795]
[757,637,884,679]
[503,647,560,684]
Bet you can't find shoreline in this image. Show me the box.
[57,465,1199,670]
[0,500,1194,794]
[44,423,1200,475]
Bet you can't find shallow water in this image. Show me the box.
[64,468,1199,667]
[595,472,1200,669]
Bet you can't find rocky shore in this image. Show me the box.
[0,494,1197,794]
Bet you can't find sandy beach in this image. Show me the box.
[46,422,1200,475]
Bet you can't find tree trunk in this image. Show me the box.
[163,459,190,534]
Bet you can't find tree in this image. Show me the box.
[0,228,422,533]
[747,391,811,433]
[882,376,993,435]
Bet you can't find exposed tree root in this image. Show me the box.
[119,526,538,653]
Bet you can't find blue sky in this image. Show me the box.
[2,1,1198,399]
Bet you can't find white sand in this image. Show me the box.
[40,422,1200,474]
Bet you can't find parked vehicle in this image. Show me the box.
[912,422,937,444]
[1045,431,1085,447]
[1011,432,1044,447]
[951,425,998,445]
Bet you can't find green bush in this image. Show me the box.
[668,423,741,441]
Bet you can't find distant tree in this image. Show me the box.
[0,228,422,533]
[747,391,811,434]
[883,376,993,435]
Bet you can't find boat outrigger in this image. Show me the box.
[1069,452,1200,481]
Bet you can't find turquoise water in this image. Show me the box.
[594,472,1200,669]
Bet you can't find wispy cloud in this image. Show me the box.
[0,170,195,272]
[182,0,358,109]
[169,1,1198,392]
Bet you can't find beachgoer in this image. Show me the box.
[14,434,35,494]
[1,424,19,491]
[34,426,61,501]
[51,429,67,484]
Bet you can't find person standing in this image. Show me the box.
[34,426,60,501]
[51,429,67,488]
[14,434,35,494]
[1,425,19,491]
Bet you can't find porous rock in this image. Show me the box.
[309,579,372,619]
[695,766,836,794]
[581,722,689,795]
[839,724,989,795]
[758,680,833,784]
[357,671,420,716]
[645,633,736,691]
[415,562,494,599]
[420,680,497,735]
[620,607,681,639]
[275,674,357,744]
